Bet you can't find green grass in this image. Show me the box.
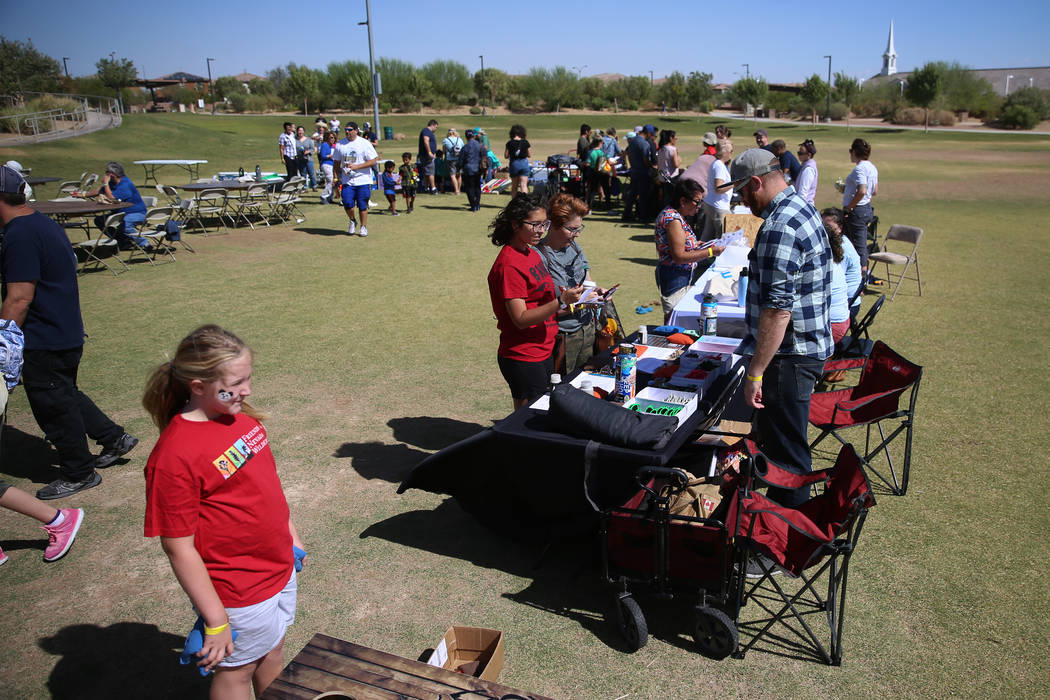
[1,113,1049,699]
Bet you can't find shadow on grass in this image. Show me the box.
[296,227,347,237]
[627,234,653,243]
[619,256,659,268]
[0,424,60,483]
[40,622,211,699]
[334,417,488,483]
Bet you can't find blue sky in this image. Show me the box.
[5,0,1048,85]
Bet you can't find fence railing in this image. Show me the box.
[0,92,122,141]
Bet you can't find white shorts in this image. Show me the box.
[219,569,297,667]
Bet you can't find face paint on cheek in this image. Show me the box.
[217,390,234,402]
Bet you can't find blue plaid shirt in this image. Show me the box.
[736,186,833,360]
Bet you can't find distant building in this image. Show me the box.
[868,21,1050,95]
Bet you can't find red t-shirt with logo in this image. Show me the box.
[144,413,292,608]
[487,245,557,361]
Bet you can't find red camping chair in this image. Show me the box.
[809,341,922,496]
[726,442,875,665]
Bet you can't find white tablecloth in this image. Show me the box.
[668,264,746,330]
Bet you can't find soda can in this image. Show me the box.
[615,343,637,402]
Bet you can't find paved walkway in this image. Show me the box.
[0,109,122,146]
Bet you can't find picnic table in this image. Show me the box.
[259,633,553,700]
[32,199,131,219]
[133,159,208,184]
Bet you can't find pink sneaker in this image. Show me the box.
[0,544,7,566]
[43,508,85,562]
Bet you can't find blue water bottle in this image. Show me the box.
[737,268,749,307]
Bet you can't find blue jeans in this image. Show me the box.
[299,158,316,188]
[844,204,873,269]
[655,264,692,298]
[752,354,825,507]
[124,212,146,234]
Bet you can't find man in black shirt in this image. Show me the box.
[0,166,137,500]
[418,119,439,193]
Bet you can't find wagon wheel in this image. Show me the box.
[615,595,648,652]
[693,606,738,660]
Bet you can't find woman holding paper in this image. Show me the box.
[536,193,605,376]
[488,193,585,409]
[654,179,724,322]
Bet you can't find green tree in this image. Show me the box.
[421,59,471,104]
[905,62,943,132]
[376,57,420,110]
[685,71,714,112]
[799,73,829,124]
[938,62,999,118]
[605,75,651,111]
[1002,86,1048,119]
[247,78,274,96]
[95,55,137,111]
[266,66,288,95]
[0,37,62,95]
[833,72,860,129]
[212,76,247,100]
[474,67,512,106]
[659,71,687,112]
[280,63,320,114]
[325,60,371,110]
[730,77,768,121]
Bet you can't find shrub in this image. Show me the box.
[697,101,711,114]
[1003,87,1049,119]
[0,96,83,133]
[829,102,849,121]
[928,109,956,126]
[1000,105,1039,130]
[228,93,248,113]
[469,105,482,115]
[892,107,926,125]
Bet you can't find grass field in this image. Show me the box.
[1,112,1049,699]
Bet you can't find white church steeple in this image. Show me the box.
[881,21,898,76]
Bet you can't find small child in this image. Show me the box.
[398,152,417,214]
[381,160,399,216]
[143,325,305,699]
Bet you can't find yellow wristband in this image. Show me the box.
[204,622,229,636]
[708,247,715,258]
[746,374,763,382]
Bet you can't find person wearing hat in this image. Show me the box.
[333,122,378,237]
[0,165,138,500]
[728,148,832,509]
[701,132,718,156]
[83,161,147,241]
[753,128,772,152]
[4,161,32,200]
[442,128,465,196]
[458,129,485,212]
[794,140,819,205]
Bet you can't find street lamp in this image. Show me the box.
[823,55,832,120]
[478,55,486,116]
[358,0,381,139]
[898,79,905,97]
[1005,74,1014,96]
[649,70,654,86]
[742,63,750,79]
[572,64,587,78]
[206,57,215,114]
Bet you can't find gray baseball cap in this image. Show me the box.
[702,132,717,146]
[727,148,782,191]
[0,165,27,194]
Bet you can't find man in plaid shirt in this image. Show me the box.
[728,148,832,507]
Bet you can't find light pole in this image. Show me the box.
[649,70,654,86]
[206,57,215,114]
[572,64,587,78]
[1005,74,1014,96]
[62,57,70,79]
[898,79,905,97]
[479,55,486,116]
[742,63,750,79]
[358,0,381,139]
[823,55,832,120]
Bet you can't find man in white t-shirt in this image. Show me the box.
[332,122,378,237]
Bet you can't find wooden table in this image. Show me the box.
[260,633,552,700]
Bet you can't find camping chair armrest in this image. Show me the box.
[835,387,901,413]
[740,492,831,544]
[822,355,867,373]
[751,452,832,490]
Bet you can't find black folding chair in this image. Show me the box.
[832,293,885,362]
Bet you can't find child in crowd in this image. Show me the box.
[143,325,304,699]
[399,153,417,214]
[0,482,84,565]
[382,160,399,216]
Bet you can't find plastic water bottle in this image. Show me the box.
[701,295,719,336]
[549,374,561,393]
[255,165,262,182]
[737,268,749,308]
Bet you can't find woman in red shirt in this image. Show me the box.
[487,193,584,410]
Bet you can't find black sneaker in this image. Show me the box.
[746,552,784,579]
[37,471,102,500]
[95,432,139,468]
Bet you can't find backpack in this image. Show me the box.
[447,137,463,158]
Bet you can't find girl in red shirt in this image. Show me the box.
[142,325,305,699]
[487,193,584,409]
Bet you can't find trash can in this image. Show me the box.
[383,126,394,140]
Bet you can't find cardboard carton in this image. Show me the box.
[426,626,504,682]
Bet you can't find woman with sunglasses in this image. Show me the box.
[488,193,585,409]
[536,193,605,376]
[795,140,818,205]
[654,178,724,322]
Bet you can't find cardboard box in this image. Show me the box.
[426,626,504,682]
